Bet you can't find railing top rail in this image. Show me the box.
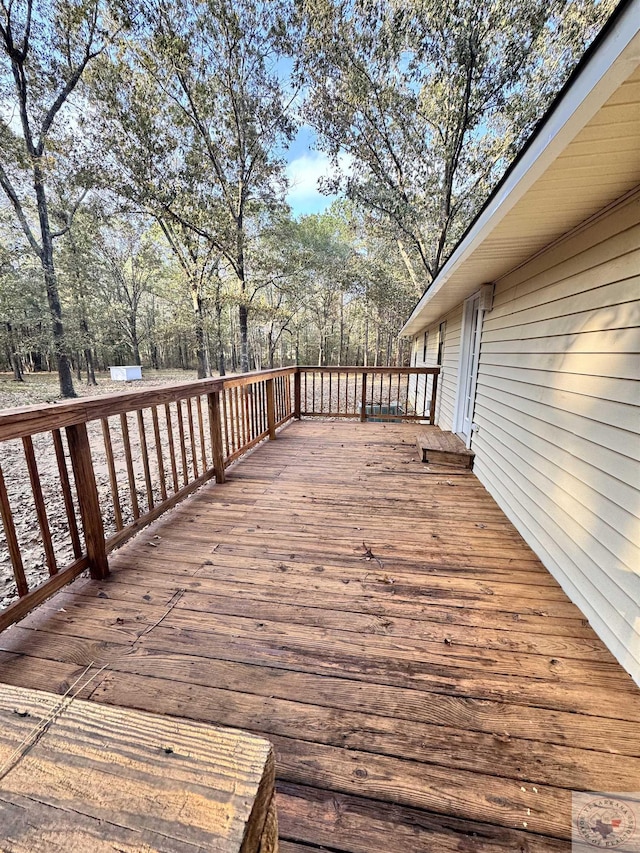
[0,367,298,442]
[297,366,440,375]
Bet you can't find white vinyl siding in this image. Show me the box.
[413,306,463,431]
[472,191,640,683]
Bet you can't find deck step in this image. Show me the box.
[417,429,474,468]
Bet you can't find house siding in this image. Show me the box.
[413,306,463,430]
[472,191,640,683]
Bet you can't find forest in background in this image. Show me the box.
[0,0,616,396]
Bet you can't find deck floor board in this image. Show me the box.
[1,421,638,851]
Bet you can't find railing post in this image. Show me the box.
[65,423,109,580]
[294,370,301,419]
[360,372,367,422]
[208,390,226,484]
[429,370,439,424]
[266,378,277,440]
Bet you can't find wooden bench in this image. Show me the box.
[0,684,277,853]
[416,428,475,468]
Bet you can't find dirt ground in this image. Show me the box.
[0,369,198,607]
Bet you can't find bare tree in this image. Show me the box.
[0,0,124,396]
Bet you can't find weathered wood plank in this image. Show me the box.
[276,782,568,853]
[60,581,614,661]
[0,684,276,853]
[1,421,638,853]
[20,593,626,687]
[88,668,640,792]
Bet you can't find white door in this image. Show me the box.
[456,294,483,445]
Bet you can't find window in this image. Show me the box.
[437,322,446,365]
[422,331,428,363]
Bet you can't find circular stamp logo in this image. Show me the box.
[577,797,636,848]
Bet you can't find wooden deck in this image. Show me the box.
[1,421,638,852]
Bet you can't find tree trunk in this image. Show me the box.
[239,303,249,372]
[33,162,75,397]
[338,293,344,367]
[6,325,24,382]
[85,346,97,385]
[364,318,369,367]
[191,279,208,379]
[236,216,249,373]
[215,296,225,376]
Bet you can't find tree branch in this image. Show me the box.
[0,161,41,257]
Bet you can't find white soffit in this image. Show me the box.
[401,1,640,337]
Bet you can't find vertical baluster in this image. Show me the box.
[100,418,123,531]
[264,381,269,430]
[221,388,231,457]
[164,404,179,493]
[243,386,251,444]
[247,384,255,440]
[197,396,208,472]
[186,398,199,478]
[260,382,266,432]
[266,378,276,440]
[22,436,57,576]
[266,380,271,429]
[250,386,256,441]
[328,370,332,414]
[136,409,154,510]
[311,371,315,414]
[303,371,307,415]
[207,390,226,484]
[53,428,83,553]
[430,371,439,424]
[258,383,263,436]
[120,413,140,518]
[404,373,410,417]
[275,376,281,421]
[232,387,239,452]
[336,372,341,415]
[360,372,367,422]
[233,387,242,450]
[151,407,167,502]
[0,464,27,596]
[251,384,258,439]
[66,423,109,580]
[175,400,189,485]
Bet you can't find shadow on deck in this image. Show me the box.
[1,421,638,852]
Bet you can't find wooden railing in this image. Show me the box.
[0,368,296,632]
[0,365,437,631]
[297,367,439,423]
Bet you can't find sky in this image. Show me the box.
[284,124,341,218]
